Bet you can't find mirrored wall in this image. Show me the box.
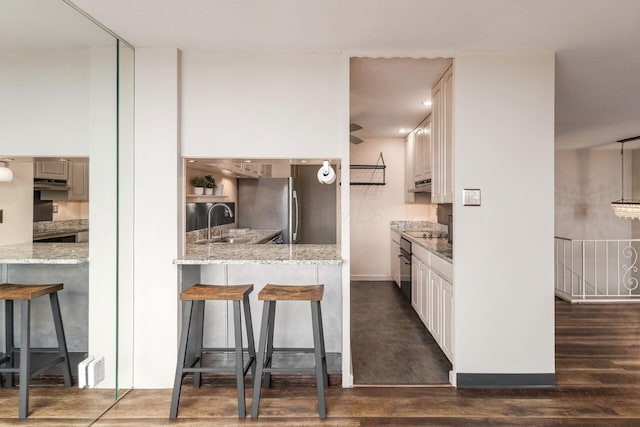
[0,0,133,421]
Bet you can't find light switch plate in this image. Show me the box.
[463,189,481,206]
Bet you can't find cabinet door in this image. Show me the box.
[428,271,442,343]
[431,81,443,203]
[441,280,454,362]
[35,162,69,180]
[411,256,419,310]
[419,262,429,324]
[413,128,424,181]
[391,240,401,287]
[404,132,416,202]
[68,162,89,201]
[442,66,454,203]
[423,119,432,180]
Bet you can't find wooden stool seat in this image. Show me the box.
[0,284,63,300]
[0,283,72,419]
[180,284,253,301]
[171,284,256,419]
[252,284,328,419]
[258,284,324,301]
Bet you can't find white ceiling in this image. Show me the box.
[350,58,452,138]
[69,0,640,148]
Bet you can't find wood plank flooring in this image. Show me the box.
[2,298,640,425]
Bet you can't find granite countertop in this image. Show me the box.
[33,227,89,240]
[0,243,89,264]
[391,220,452,262]
[177,244,342,265]
[402,233,453,262]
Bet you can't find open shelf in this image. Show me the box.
[185,194,229,203]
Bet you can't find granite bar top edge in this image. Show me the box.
[178,243,342,265]
[0,243,89,264]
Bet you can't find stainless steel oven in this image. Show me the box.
[399,237,412,301]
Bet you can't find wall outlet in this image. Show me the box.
[53,205,58,213]
[87,356,105,388]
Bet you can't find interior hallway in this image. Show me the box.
[350,280,452,385]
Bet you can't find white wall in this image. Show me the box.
[556,148,632,240]
[133,48,180,388]
[0,162,33,244]
[350,137,435,280]
[453,52,555,378]
[181,52,343,158]
[0,50,90,156]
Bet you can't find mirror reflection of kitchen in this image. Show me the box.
[0,156,94,407]
[184,159,339,246]
[32,157,89,243]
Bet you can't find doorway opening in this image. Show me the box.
[349,57,453,386]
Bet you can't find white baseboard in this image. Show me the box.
[350,275,393,281]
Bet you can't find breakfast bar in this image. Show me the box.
[175,243,343,368]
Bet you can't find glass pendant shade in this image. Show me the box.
[611,136,640,220]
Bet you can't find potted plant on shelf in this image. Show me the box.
[191,176,208,195]
[203,175,217,195]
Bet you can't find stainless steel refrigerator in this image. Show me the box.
[238,178,301,243]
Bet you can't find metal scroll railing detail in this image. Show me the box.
[554,237,640,302]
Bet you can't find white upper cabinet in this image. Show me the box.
[34,161,69,180]
[404,130,416,202]
[414,117,432,183]
[68,162,89,201]
[431,64,454,204]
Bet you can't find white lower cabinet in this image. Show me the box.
[441,280,454,361]
[409,244,453,363]
[428,271,442,344]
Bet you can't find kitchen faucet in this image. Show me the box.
[207,203,234,240]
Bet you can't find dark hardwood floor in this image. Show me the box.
[351,281,452,385]
[1,298,640,425]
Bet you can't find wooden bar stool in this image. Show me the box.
[0,283,73,419]
[251,284,328,419]
[170,284,256,419]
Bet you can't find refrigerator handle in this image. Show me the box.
[292,190,299,241]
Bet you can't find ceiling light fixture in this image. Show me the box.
[188,160,197,163]
[398,128,410,134]
[0,159,14,183]
[422,100,432,107]
[244,160,252,163]
[317,160,336,184]
[611,135,640,220]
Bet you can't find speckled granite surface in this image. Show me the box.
[391,221,452,262]
[0,243,88,264]
[33,219,89,239]
[186,227,282,244]
[390,220,447,233]
[177,244,342,265]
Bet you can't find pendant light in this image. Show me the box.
[0,159,13,183]
[611,136,640,220]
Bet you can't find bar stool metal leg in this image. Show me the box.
[170,300,194,419]
[263,300,276,388]
[50,292,73,387]
[251,300,272,419]
[19,300,31,419]
[192,300,205,388]
[317,302,329,389]
[5,300,14,387]
[242,295,256,379]
[311,301,327,418]
[232,300,246,417]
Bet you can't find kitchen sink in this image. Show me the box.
[195,237,252,244]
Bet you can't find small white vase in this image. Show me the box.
[215,184,224,196]
[204,187,214,195]
[193,187,204,195]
